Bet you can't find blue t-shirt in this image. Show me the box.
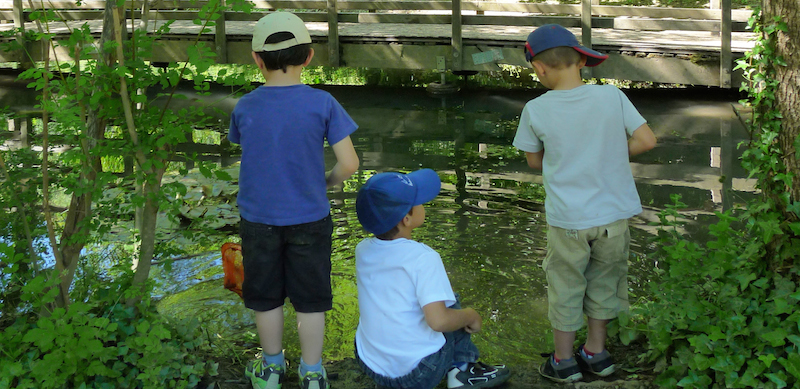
[229,84,358,226]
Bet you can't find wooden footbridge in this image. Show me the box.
[1,0,755,87]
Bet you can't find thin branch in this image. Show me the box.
[39,36,69,308]
[111,6,144,167]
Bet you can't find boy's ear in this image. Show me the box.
[400,213,413,227]
[303,48,315,67]
[577,54,587,69]
[531,60,546,75]
[252,51,265,70]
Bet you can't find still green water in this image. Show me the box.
[151,84,753,367]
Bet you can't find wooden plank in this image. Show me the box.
[452,0,462,71]
[582,0,592,79]
[613,18,748,32]
[12,0,30,67]
[358,13,450,24]
[719,0,731,87]
[244,0,327,9]
[338,1,453,11]
[591,5,750,21]
[592,52,721,85]
[327,0,339,66]
[342,43,451,69]
[215,1,227,63]
[12,0,21,27]
[226,11,328,22]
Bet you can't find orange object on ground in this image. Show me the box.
[221,242,244,298]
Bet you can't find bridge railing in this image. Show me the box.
[2,0,748,86]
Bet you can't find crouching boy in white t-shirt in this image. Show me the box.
[353,168,511,389]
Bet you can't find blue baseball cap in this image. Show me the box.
[356,169,441,235]
[524,24,608,67]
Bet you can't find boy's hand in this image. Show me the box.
[463,307,482,333]
[423,302,484,333]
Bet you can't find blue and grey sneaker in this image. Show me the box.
[245,360,285,389]
[299,366,329,389]
[539,354,582,383]
[576,345,616,377]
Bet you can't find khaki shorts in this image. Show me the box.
[543,219,630,332]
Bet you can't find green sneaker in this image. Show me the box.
[299,366,329,389]
[245,360,285,389]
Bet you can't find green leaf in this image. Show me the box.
[136,320,151,334]
[214,170,233,181]
[759,353,777,367]
[765,372,788,388]
[762,328,787,347]
[778,354,800,379]
[736,272,758,291]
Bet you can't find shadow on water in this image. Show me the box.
[1,75,756,367]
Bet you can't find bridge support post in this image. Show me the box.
[215,1,228,63]
[580,0,592,80]
[451,0,462,72]
[719,0,732,88]
[327,0,340,66]
[13,0,32,69]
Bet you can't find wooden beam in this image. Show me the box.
[327,0,339,66]
[12,0,31,68]
[719,0,731,88]
[581,0,592,79]
[451,0,462,71]
[215,0,227,63]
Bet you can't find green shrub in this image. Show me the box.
[0,242,217,389]
[613,196,800,388]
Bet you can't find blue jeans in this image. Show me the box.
[354,297,480,389]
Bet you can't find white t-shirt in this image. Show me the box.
[513,84,647,230]
[355,237,457,378]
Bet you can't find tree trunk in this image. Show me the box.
[764,0,800,210]
[53,2,115,308]
[129,169,165,303]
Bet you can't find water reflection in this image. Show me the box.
[1,77,754,366]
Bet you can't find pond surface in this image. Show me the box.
[0,74,754,367]
[147,83,755,367]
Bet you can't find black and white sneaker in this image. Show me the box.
[447,362,511,388]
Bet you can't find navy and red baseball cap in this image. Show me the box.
[356,169,441,235]
[524,24,608,67]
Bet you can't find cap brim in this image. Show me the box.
[574,46,608,67]
[408,169,441,205]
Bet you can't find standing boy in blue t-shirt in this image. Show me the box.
[513,24,656,383]
[228,12,360,389]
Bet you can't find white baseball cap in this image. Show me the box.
[252,12,312,52]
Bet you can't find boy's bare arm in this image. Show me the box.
[525,150,544,170]
[326,135,360,188]
[628,124,657,156]
[422,301,482,334]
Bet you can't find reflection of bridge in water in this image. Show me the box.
[2,0,754,87]
[1,79,756,244]
[0,74,756,217]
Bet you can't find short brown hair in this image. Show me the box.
[255,32,311,73]
[375,207,414,240]
[533,47,582,69]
